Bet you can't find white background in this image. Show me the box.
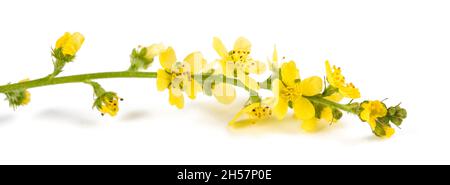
[0,0,449,164]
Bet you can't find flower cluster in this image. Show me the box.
[144,37,407,138]
[0,32,407,138]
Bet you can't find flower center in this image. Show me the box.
[281,86,301,102]
[331,67,345,86]
[249,105,272,120]
[170,63,192,89]
[229,49,250,62]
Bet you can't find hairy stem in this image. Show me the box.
[0,71,156,93]
[306,96,355,113]
[0,71,355,116]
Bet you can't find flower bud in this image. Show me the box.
[396,108,407,119]
[390,117,403,126]
[388,107,396,116]
[4,79,31,109]
[377,116,390,124]
[129,44,166,71]
[332,109,343,120]
[55,32,85,56]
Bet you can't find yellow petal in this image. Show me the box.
[156,69,171,91]
[273,98,288,120]
[245,59,266,74]
[301,118,318,132]
[360,109,371,123]
[185,79,202,100]
[71,32,85,50]
[272,45,278,64]
[325,60,332,81]
[320,107,334,122]
[100,105,117,117]
[62,32,84,56]
[169,87,184,109]
[272,79,289,120]
[233,37,251,51]
[21,91,31,105]
[339,83,361,99]
[300,76,323,96]
[236,72,259,91]
[145,43,166,60]
[221,60,236,77]
[55,32,71,49]
[368,120,376,130]
[159,47,177,70]
[383,126,395,138]
[281,61,300,87]
[293,97,315,120]
[229,103,260,125]
[184,51,206,73]
[229,119,259,128]
[268,45,279,71]
[325,93,344,102]
[213,37,228,58]
[212,83,236,104]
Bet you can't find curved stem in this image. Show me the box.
[0,71,156,93]
[1,70,355,116]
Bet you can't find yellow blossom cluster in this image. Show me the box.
[0,32,407,139]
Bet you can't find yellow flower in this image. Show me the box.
[325,60,360,99]
[360,100,387,130]
[213,37,265,91]
[55,32,85,56]
[98,93,121,117]
[229,98,273,126]
[157,47,206,109]
[272,61,323,121]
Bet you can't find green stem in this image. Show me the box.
[0,70,355,116]
[0,71,156,93]
[306,96,355,113]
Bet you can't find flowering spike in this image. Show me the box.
[0,33,407,138]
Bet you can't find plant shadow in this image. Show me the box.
[35,108,97,127]
[120,109,152,122]
[190,99,346,136]
[0,114,15,126]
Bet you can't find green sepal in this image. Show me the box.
[129,47,154,71]
[373,124,386,137]
[322,85,339,97]
[390,117,403,126]
[50,48,76,78]
[4,87,28,109]
[332,108,343,120]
